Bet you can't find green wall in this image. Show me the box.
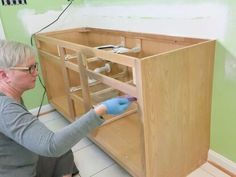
[0,0,236,165]
[0,0,82,110]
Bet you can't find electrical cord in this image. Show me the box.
[30,0,74,46]
[36,75,46,118]
[33,0,74,117]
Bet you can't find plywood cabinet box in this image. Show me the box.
[35,27,215,177]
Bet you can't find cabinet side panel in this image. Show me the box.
[140,41,215,177]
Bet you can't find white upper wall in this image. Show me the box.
[19,2,227,41]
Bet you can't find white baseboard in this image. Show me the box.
[29,104,55,116]
[208,149,236,175]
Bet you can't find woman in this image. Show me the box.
[0,40,131,177]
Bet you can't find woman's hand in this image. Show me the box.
[94,97,131,116]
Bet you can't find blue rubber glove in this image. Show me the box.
[102,97,131,115]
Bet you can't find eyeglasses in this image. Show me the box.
[10,63,38,74]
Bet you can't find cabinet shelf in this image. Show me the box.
[89,113,144,177]
[69,84,119,105]
[50,96,72,121]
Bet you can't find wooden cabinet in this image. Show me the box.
[35,28,215,177]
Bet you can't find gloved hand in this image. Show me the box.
[102,97,131,115]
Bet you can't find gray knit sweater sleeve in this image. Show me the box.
[0,95,104,157]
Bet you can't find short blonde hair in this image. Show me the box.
[0,40,35,68]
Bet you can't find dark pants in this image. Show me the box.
[36,150,79,177]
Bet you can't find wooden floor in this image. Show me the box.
[38,111,231,177]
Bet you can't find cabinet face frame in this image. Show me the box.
[35,27,215,177]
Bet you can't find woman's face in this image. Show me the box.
[7,57,38,92]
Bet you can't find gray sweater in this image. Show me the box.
[0,93,104,177]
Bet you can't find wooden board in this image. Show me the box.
[140,40,215,177]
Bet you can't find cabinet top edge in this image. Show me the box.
[35,27,211,43]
